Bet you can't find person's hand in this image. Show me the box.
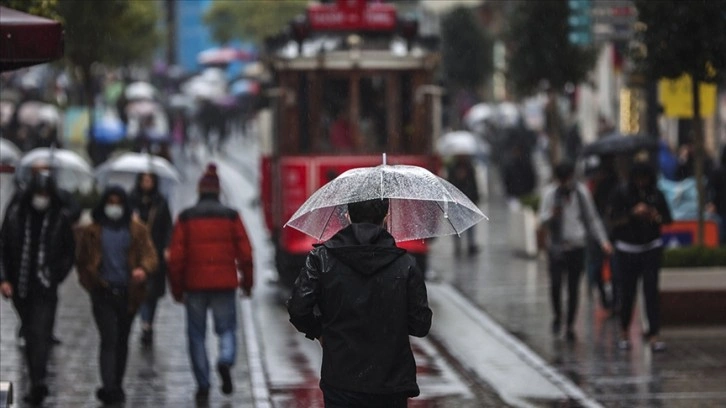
[601,241,613,256]
[0,282,12,299]
[131,268,147,284]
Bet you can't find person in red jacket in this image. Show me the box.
[167,163,254,404]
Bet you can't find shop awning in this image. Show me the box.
[0,6,64,71]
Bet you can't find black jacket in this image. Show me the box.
[609,182,673,245]
[129,189,172,298]
[287,223,432,397]
[0,188,75,295]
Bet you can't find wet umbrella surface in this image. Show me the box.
[286,161,487,242]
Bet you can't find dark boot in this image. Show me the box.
[23,384,49,406]
[217,362,233,395]
[140,327,153,347]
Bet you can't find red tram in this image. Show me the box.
[259,0,442,288]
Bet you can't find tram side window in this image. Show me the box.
[321,78,351,153]
[359,75,387,153]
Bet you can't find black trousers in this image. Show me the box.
[91,287,134,392]
[13,293,57,388]
[548,248,585,328]
[321,383,408,408]
[615,248,663,336]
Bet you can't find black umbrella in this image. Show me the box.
[581,132,658,156]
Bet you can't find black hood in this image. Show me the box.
[322,223,406,276]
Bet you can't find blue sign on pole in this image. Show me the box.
[176,0,215,73]
[568,0,592,45]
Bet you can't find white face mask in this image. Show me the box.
[104,204,124,220]
[32,195,50,211]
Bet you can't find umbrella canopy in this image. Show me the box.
[95,152,179,199]
[0,6,64,71]
[125,100,162,118]
[0,100,15,127]
[285,163,487,242]
[125,81,157,101]
[437,130,490,156]
[496,102,521,128]
[197,46,256,66]
[230,78,260,96]
[463,103,495,135]
[16,100,49,126]
[16,147,94,192]
[581,133,658,156]
[95,152,179,183]
[92,115,126,143]
[0,137,21,165]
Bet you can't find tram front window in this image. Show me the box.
[315,73,391,154]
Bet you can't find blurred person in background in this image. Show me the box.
[609,162,672,351]
[585,155,619,313]
[502,144,537,211]
[446,155,481,255]
[538,162,612,341]
[707,147,726,244]
[0,172,75,406]
[167,164,254,403]
[76,185,157,405]
[128,173,173,347]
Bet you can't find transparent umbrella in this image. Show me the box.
[95,152,180,198]
[125,81,157,101]
[285,157,487,242]
[437,130,490,157]
[463,103,495,135]
[95,152,179,183]
[17,147,94,192]
[0,137,21,165]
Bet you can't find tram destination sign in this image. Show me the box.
[307,0,397,32]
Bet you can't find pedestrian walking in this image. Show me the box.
[609,162,672,351]
[502,144,537,211]
[538,162,612,341]
[0,172,75,406]
[287,198,433,408]
[128,172,173,347]
[706,147,726,244]
[167,163,254,404]
[446,155,481,255]
[75,185,158,405]
[585,155,619,312]
[5,162,80,348]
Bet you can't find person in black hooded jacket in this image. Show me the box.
[609,161,672,352]
[0,172,75,406]
[287,198,432,408]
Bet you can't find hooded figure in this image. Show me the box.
[0,172,75,405]
[287,198,432,407]
[75,185,157,405]
[609,161,672,352]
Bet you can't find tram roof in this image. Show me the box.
[264,36,439,71]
